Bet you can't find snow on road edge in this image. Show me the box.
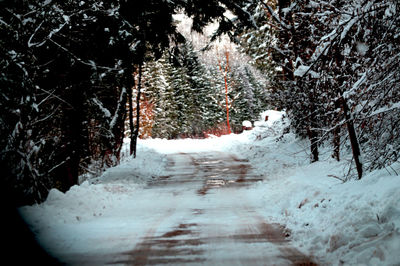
[221,110,400,266]
[19,110,400,265]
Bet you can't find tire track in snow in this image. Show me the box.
[110,151,317,265]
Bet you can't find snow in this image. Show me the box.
[109,87,126,131]
[242,120,252,128]
[341,17,358,42]
[356,42,369,56]
[95,138,168,184]
[294,65,321,79]
[92,98,111,118]
[368,101,400,118]
[19,110,400,265]
[43,0,52,6]
[294,65,310,77]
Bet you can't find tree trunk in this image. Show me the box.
[217,51,232,134]
[332,126,341,161]
[60,84,86,192]
[308,90,319,163]
[307,113,319,163]
[278,0,294,82]
[308,130,319,163]
[341,97,363,179]
[133,64,142,158]
[332,99,341,161]
[111,86,128,164]
[128,71,135,155]
[224,74,231,134]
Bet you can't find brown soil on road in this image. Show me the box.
[112,152,317,266]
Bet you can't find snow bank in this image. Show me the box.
[21,181,140,225]
[223,110,400,265]
[18,180,142,259]
[255,159,400,265]
[242,120,252,128]
[19,109,400,265]
[93,139,168,184]
[137,110,287,155]
[139,132,247,154]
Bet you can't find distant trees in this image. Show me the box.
[223,53,269,133]
[136,40,268,139]
[240,0,400,179]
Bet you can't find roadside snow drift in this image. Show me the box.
[19,110,400,265]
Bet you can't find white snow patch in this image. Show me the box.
[242,120,252,128]
[356,42,369,56]
[19,110,400,265]
[294,65,310,77]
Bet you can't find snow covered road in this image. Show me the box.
[19,110,400,265]
[106,151,315,265]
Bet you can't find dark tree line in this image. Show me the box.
[240,0,400,179]
[2,0,397,205]
[1,0,141,204]
[0,0,257,205]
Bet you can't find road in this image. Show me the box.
[108,151,316,265]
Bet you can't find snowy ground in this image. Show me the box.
[19,110,400,265]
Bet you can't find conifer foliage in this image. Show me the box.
[3,0,396,205]
[1,0,134,203]
[0,0,259,204]
[138,41,268,139]
[240,0,400,179]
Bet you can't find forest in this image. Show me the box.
[1,0,399,206]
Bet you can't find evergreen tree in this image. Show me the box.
[239,0,400,178]
[180,42,213,137]
[203,66,227,131]
[0,0,264,204]
[143,54,180,139]
[229,65,269,131]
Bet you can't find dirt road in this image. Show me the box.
[110,152,316,265]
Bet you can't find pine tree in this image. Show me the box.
[229,66,259,131]
[180,42,213,137]
[0,0,268,203]
[142,53,179,139]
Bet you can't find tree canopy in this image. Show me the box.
[1,0,399,205]
[0,0,257,205]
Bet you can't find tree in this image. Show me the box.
[1,0,133,202]
[132,64,143,158]
[229,65,268,130]
[217,50,234,134]
[240,0,400,179]
[0,0,265,204]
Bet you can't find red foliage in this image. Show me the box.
[203,123,232,138]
